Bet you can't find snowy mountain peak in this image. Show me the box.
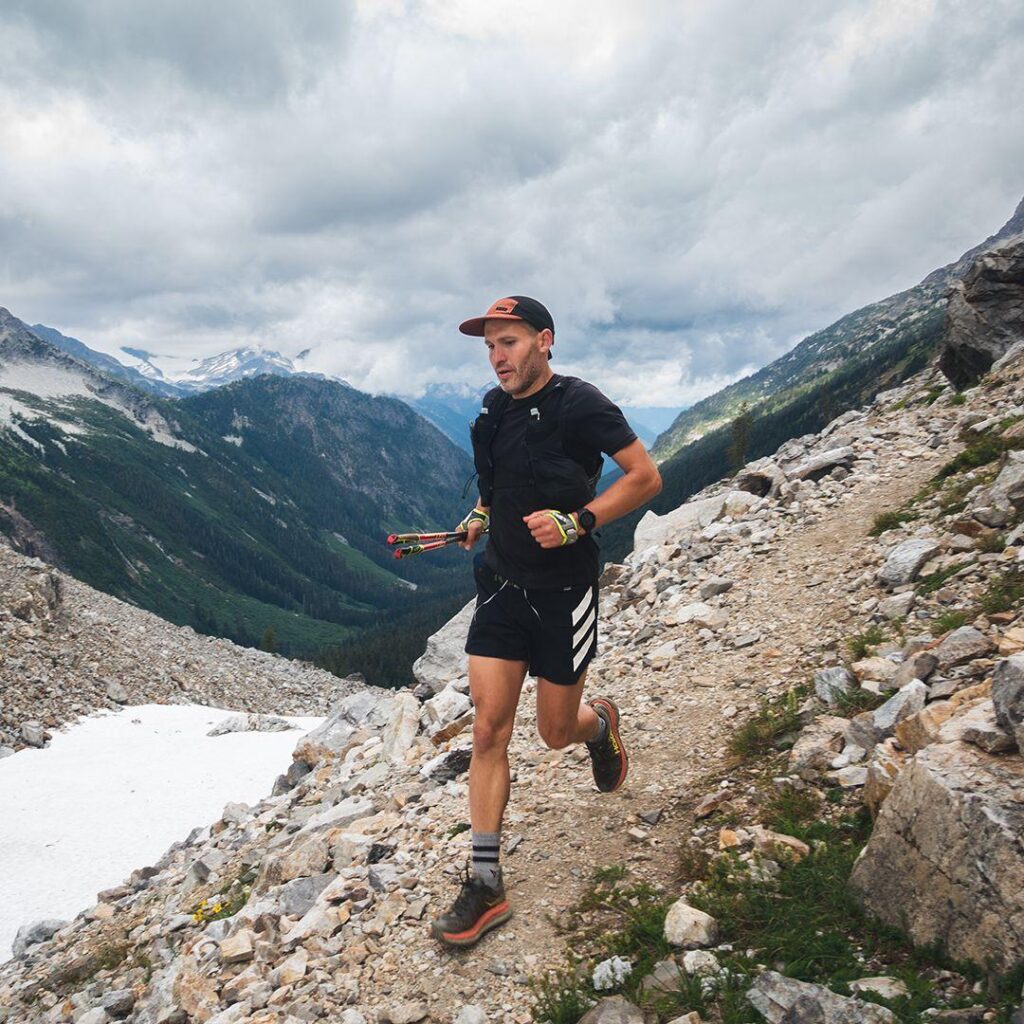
[183,347,296,387]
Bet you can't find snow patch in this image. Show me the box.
[0,361,195,452]
[0,703,322,961]
[222,434,243,446]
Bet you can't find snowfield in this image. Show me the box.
[0,703,322,960]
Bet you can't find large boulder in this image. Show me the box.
[412,599,475,694]
[940,236,1024,389]
[870,680,928,740]
[633,494,726,551]
[787,446,856,482]
[814,666,857,705]
[746,971,897,1023]
[381,692,422,763]
[663,899,719,948]
[578,996,644,1024]
[789,715,848,779]
[733,457,787,498]
[973,451,1024,518]
[850,740,1024,971]
[11,918,68,957]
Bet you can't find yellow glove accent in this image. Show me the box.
[542,509,580,546]
[458,507,490,533]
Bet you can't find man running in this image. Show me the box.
[430,296,662,947]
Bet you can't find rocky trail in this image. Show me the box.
[408,442,956,1018]
[4,333,1024,1024]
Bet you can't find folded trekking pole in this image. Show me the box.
[386,530,480,559]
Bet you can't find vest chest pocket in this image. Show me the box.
[527,443,598,512]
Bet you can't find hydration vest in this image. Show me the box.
[470,376,603,511]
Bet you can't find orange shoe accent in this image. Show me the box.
[591,697,628,792]
[436,900,512,946]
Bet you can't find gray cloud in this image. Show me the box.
[1,0,1022,406]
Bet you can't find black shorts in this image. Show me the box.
[464,554,599,686]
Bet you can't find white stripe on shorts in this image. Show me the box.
[573,627,597,672]
[571,586,595,626]
[573,607,597,650]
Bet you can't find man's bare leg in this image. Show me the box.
[535,671,628,792]
[430,656,523,946]
[468,654,528,832]
[534,671,600,749]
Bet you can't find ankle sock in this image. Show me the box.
[471,831,501,888]
[589,711,608,745]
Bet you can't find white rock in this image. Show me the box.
[593,955,633,990]
[412,598,476,693]
[634,495,726,550]
[381,692,422,763]
[664,899,719,948]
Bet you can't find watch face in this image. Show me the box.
[579,509,597,531]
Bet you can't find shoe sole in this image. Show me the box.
[430,900,513,947]
[591,697,628,793]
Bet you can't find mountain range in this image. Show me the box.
[4,192,1023,676]
[0,309,474,684]
[26,328,678,454]
[651,195,1024,462]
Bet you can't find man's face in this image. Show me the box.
[484,320,552,396]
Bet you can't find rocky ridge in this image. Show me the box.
[3,353,1024,1020]
[0,546,369,756]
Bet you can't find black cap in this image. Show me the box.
[459,295,555,337]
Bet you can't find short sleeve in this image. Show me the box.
[563,381,638,458]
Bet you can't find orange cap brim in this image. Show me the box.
[458,313,525,336]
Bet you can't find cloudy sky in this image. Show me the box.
[1,0,1023,407]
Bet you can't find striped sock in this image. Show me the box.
[471,831,501,888]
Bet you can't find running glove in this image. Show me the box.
[540,509,581,546]
[458,506,490,534]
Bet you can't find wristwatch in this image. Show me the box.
[575,507,597,534]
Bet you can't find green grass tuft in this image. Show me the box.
[916,560,973,595]
[846,625,886,661]
[592,865,628,885]
[936,432,1022,481]
[980,566,1024,616]
[728,688,806,759]
[930,610,970,636]
[869,509,920,537]
[833,686,889,716]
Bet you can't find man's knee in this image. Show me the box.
[473,715,514,754]
[537,717,576,750]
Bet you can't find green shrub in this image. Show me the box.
[976,531,1007,554]
[935,429,1024,483]
[833,686,889,716]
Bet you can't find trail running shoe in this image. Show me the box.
[429,871,512,947]
[586,697,628,793]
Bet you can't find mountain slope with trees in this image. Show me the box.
[0,309,473,684]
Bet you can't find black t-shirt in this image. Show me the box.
[483,374,637,589]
